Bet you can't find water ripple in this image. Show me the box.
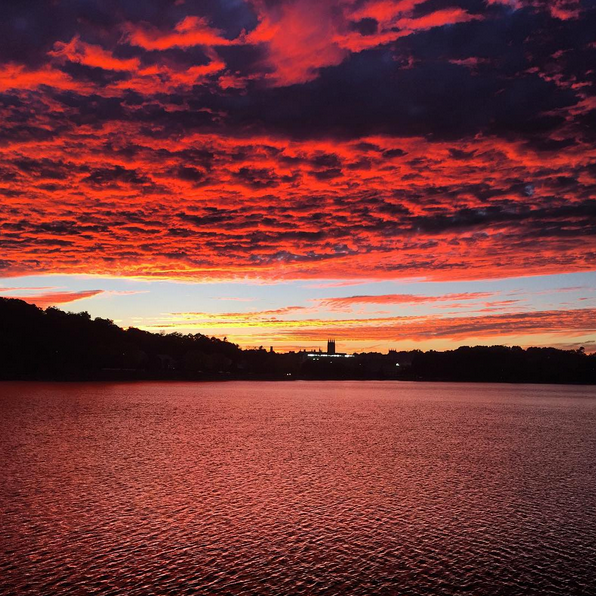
[1,381,596,595]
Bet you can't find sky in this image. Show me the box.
[0,0,595,352]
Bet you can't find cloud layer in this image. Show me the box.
[0,0,595,284]
[151,305,596,345]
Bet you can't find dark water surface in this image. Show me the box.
[1,381,596,595]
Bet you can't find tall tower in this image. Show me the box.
[327,339,336,355]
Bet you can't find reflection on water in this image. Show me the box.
[1,381,596,595]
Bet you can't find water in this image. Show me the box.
[1,381,596,596]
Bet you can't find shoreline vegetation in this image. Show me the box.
[1,297,595,385]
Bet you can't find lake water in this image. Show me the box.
[1,381,596,595]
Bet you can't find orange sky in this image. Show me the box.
[1,0,595,351]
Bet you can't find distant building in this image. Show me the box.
[306,339,353,359]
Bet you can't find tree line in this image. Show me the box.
[1,297,595,384]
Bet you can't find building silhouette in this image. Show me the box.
[307,340,353,360]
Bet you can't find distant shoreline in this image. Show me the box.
[2,297,596,386]
[2,377,596,387]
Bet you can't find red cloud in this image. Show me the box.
[1,133,595,282]
[124,16,236,50]
[0,0,594,293]
[318,292,496,309]
[395,8,480,31]
[51,36,141,71]
[5,290,104,309]
[244,0,348,85]
[0,63,87,92]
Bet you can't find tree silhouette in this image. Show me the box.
[1,297,595,383]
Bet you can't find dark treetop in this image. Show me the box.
[1,297,595,384]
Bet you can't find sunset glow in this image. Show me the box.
[1,0,595,351]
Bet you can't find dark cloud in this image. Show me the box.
[409,200,596,236]
[383,149,407,159]
[201,47,577,140]
[350,18,379,36]
[83,166,151,186]
[232,167,279,188]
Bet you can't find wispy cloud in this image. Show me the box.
[317,292,497,310]
[0,286,56,293]
[7,290,104,309]
[147,307,596,344]
[0,288,147,308]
